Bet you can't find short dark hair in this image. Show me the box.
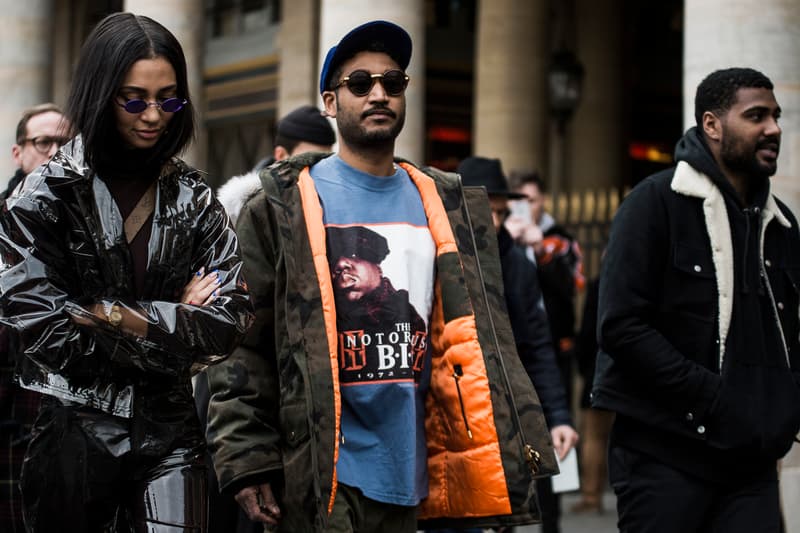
[508,170,545,194]
[694,68,773,127]
[65,12,195,171]
[15,103,63,144]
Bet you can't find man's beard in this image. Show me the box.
[337,104,405,150]
[720,131,779,180]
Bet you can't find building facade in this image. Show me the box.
[1,1,799,526]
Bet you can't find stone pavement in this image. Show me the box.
[516,491,617,533]
[416,491,619,533]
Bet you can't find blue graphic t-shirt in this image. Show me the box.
[311,155,436,506]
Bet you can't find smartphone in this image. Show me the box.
[508,198,532,225]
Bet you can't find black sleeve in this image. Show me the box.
[598,179,721,419]
[505,250,572,428]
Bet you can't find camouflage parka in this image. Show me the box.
[206,152,557,531]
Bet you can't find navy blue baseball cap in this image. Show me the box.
[319,20,412,94]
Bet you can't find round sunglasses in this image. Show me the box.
[116,97,188,114]
[335,69,410,97]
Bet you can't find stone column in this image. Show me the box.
[318,0,425,164]
[0,0,54,182]
[684,0,800,212]
[278,0,319,116]
[569,0,623,192]
[124,0,207,170]
[50,0,77,107]
[685,1,800,529]
[473,0,549,175]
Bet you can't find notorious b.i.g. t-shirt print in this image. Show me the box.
[311,154,435,507]
[328,225,428,385]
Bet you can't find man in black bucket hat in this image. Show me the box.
[457,156,578,533]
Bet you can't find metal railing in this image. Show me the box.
[547,187,627,283]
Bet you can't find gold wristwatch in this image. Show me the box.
[106,304,123,327]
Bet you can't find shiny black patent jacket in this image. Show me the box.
[0,137,253,422]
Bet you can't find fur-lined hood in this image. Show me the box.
[216,170,262,226]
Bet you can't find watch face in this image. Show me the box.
[109,309,123,326]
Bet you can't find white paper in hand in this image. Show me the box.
[551,447,580,493]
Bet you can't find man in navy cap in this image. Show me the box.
[208,20,556,533]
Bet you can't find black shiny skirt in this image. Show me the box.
[20,397,207,532]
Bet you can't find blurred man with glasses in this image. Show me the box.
[5,103,69,200]
[207,19,556,533]
[1,103,68,531]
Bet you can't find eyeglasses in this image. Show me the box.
[20,136,70,154]
[116,97,188,114]
[335,69,409,97]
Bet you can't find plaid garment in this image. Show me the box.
[1,326,42,532]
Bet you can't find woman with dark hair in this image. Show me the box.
[0,12,252,532]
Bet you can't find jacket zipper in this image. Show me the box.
[452,364,473,439]
[458,181,543,476]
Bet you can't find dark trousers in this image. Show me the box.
[534,344,572,533]
[536,477,561,533]
[327,483,417,533]
[21,401,207,532]
[1,432,27,532]
[609,443,782,533]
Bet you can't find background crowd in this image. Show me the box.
[0,7,798,533]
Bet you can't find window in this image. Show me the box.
[206,0,278,37]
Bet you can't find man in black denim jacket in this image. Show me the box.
[594,67,800,532]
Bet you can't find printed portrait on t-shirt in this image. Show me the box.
[327,225,431,385]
